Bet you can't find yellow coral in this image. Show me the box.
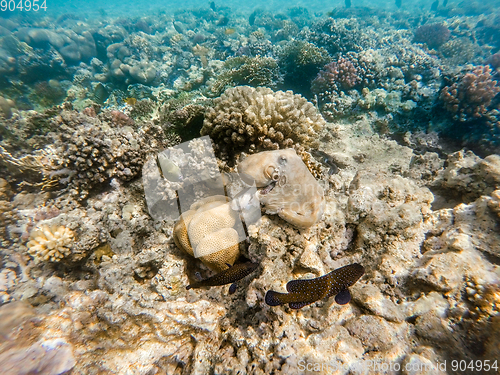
[465,276,500,320]
[27,225,75,263]
[173,195,243,272]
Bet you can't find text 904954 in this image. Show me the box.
[1,0,47,11]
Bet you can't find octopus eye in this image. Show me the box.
[265,166,278,180]
[272,172,280,181]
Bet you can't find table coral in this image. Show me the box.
[201,86,325,160]
[26,225,75,264]
[238,149,325,229]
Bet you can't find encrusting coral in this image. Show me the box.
[26,225,75,264]
[201,86,325,160]
[238,149,325,229]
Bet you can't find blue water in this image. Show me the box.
[2,0,465,17]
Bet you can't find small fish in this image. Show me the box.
[311,150,339,175]
[93,83,109,104]
[443,0,447,6]
[265,263,364,309]
[187,261,259,290]
[430,0,439,11]
[395,0,402,8]
[173,21,185,34]
[156,153,182,182]
[225,28,236,35]
[345,0,351,8]
[209,1,216,11]
[124,97,137,106]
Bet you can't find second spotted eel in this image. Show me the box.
[265,263,365,309]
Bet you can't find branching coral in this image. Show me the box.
[208,56,281,96]
[305,17,374,55]
[201,86,325,160]
[439,65,500,121]
[27,225,75,263]
[487,52,500,71]
[413,23,451,49]
[276,40,331,93]
[311,56,361,95]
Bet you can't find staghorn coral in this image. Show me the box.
[413,23,451,49]
[201,86,325,160]
[26,225,75,264]
[237,149,325,229]
[439,65,500,121]
[440,37,484,66]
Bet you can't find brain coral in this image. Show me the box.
[27,225,75,264]
[173,195,244,272]
[201,86,325,160]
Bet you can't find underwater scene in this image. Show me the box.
[1,0,500,374]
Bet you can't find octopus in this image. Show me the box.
[265,263,365,309]
[237,149,325,229]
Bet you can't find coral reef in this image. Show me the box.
[208,56,281,96]
[0,105,175,199]
[2,2,500,373]
[275,40,330,94]
[413,23,451,49]
[311,56,361,94]
[0,115,498,373]
[16,28,96,64]
[201,86,325,160]
[439,65,500,121]
[26,225,75,264]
